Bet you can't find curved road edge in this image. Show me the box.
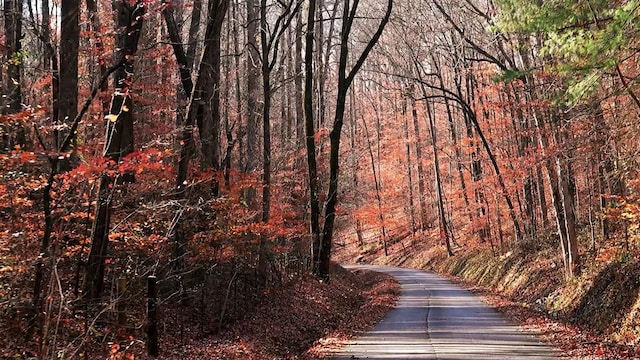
[332,265,562,359]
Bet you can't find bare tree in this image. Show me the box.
[308,0,393,279]
[84,0,145,301]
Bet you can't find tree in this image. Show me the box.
[2,0,24,151]
[197,0,228,177]
[245,0,260,185]
[57,0,79,166]
[257,0,302,275]
[308,0,393,279]
[83,0,145,301]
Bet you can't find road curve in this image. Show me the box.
[334,265,560,360]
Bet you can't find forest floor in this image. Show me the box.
[333,232,640,360]
[155,265,399,360]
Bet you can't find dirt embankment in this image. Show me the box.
[157,265,399,360]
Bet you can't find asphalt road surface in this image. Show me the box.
[334,265,560,360]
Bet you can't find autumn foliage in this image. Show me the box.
[5,0,640,358]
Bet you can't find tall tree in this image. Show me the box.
[86,0,109,116]
[409,87,429,231]
[57,0,80,169]
[2,0,24,150]
[424,96,454,256]
[304,0,321,277]
[246,0,261,184]
[309,0,393,279]
[83,0,145,301]
[257,0,302,275]
[294,11,304,145]
[168,0,229,272]
[196,0,228,180]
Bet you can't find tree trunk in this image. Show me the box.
[255,0,301,276]
[537,165,549,227]
[257,0,272,277]
[223,2,234,187]
[350,84,364,244]
[409,91,429,231]
[463,72,488,241]
[593,101,618,240]
[57,0,79,169]
[315,0,324,128]
[361,110,388,256]
[425,98,454,256]
[246,0,261,181]
[232,0,243,169]
[432,58,471,224]
[294,12,304,146]
[316,0,338,130]
[3,0,21,113]
[533,107,579,279]
[40,0,60,133]
[313,0,392,280]
[85,0,109,116]
[2,0,24,151]
[553,111,579,277]
[163,0,195,273]
[401,94,417,233]
[83,0,144,301]
[197,0,227,179]
[304,0,322,276]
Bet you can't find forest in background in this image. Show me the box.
[2,0,640,358]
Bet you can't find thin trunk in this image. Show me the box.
[587,160,597,252]
[44,0,59,137]
[232,0,243,171]
[86,0,109,115]
[537,165,549,226]
[464,71,488,241]
[534,107,578,279]
[556,154,579,277]
[294,12,304,146]
[223,3,233,187]
[3,0,21,113]
[279,38,288,145]
[350,84,364,245]
[410,92,429,230]
[163,0,195,273]
[257,0,301,276]
[246,0,260,176]
[2,0,24,150]
[315,0,324,128]
[258,0,272,276]
[186,0,202,70]
[317,1,339,129]
[508,81,535,240]
[305,0,322,275]
[361,112,388,256]
[433,60,471,223]
[402,95,417,233]
[425,98,453,256]
[32,61,120,330]
[593,101,616,239]
[553,111,579,277]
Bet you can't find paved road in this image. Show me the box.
[334,265,559,360]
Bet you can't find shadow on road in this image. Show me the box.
[333,265,560,359]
